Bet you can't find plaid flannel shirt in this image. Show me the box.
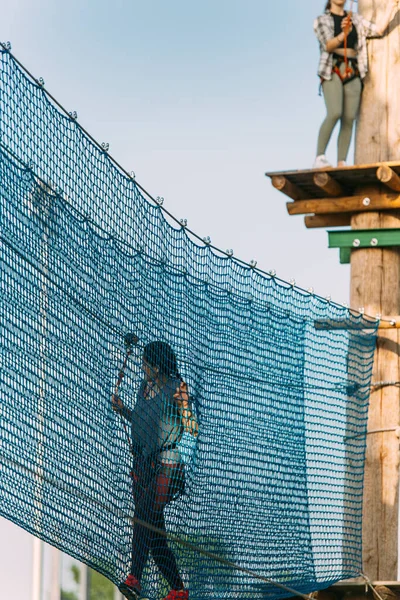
[314,12,380,81]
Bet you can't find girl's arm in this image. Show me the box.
[314,16,347,54]
[325,31,346,53]
[111,394,133,422]
[174,381,199,437]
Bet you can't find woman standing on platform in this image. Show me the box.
[313,0,398,169]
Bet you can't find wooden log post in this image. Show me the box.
[313,172,345,197]
[352,0,400,583]
[377,165,400,192]
[271,175,307,200]
[287,193,400,215]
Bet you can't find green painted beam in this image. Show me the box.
[329,228,400,249]
[328,228,400,265]
[339,248,351,264]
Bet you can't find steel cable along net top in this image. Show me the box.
[0,49,377,600]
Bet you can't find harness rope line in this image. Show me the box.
[0,451,314,600]
[0,41,393,330]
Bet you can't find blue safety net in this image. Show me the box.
[0,47,377,600]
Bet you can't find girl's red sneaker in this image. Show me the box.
[118,574,141,600]
[162,589,189,600]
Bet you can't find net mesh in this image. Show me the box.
[0,47,377,600]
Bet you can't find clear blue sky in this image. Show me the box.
[1,1,354,598]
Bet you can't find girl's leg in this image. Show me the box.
[316,74,344,156]
[150,472,184,591]
[130,484,156,582]
[151,509,184,591]
[337,77,362,162]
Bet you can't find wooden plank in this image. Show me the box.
[305,214,352,229]
[313,172,345,197]
[377,165,400,192]
[266,160,400,179]
[271,175,306,201]
[287,193,400,216]
[266,163,400,201]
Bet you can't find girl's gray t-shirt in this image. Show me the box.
[130,377,183,464]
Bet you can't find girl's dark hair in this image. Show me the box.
[325,1,331,10]
[143,341,181,379]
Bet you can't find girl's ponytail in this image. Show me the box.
[325,1,331,10]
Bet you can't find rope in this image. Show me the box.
[346,426,400,440]
[361,574,387,600]
[366,427,400,436]
[371,381,400,389]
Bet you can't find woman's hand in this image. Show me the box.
[174,381,190,405]
[112,394,124,413]
[325,16,351,54]
[341,15,353,34]
[174,382,199,437]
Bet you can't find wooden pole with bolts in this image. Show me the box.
[352,0,400,582]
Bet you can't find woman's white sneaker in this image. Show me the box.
[313,154,332,169]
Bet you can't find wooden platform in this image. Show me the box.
[265,161,400,228]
